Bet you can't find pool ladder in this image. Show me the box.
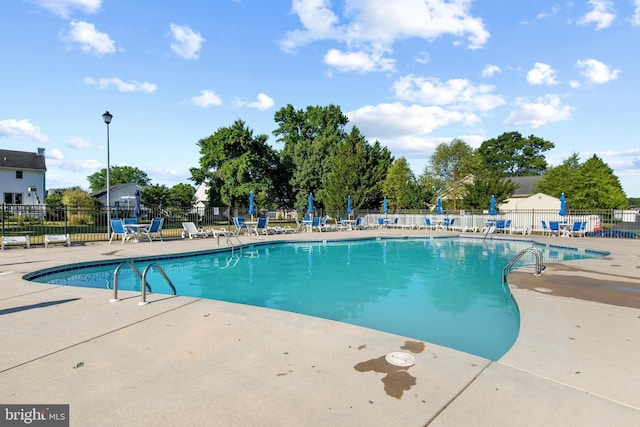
[501,247,545,289]
[110,262,176,305]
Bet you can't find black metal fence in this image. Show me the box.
[2,204,639,246]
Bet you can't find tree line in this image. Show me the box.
[47,104,630,215]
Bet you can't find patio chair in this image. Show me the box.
[124,218,138,225]
[109,219,133,244]
[541,220,550,236]
[181,221,209,239]
[255,217,275,235]
[233,217,250,235]
[353,217,365,230]
[141,217,164,242]
[549,221,560,237]
[421,218,435,230]
[443,218,455,230]
[568,221,587,238]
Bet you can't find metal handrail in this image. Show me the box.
[502,247,545,288]
[140,263,176,305]
[110,262,149,302]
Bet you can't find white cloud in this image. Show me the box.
[0,119,48,142]
[503,94,574,128]
[632,0,640,26]
[347,102,479,139]
[247,93,274,110]
[67,137,93,149]
[578,0,615,30]
[576,58,620,84]
[526,62,558,85]
[391,75,505,112]
[29,0,101,18]
[170,24,205,59]
[481,64,501,78]
[46,148,64,160]
[84,77,158,93]
[324,48,395,73]
[190,90,222,107]
[60,20,115,56]
[280,0,490,72]
[234,93,275,110]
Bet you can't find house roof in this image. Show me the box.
[0,149,46,171]
[509,176,543,197]
[91,183,144,198]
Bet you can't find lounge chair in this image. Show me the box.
[44,234,71,248]
[140,218,164,242]
[1,235,30,250]
[181,222,209,239]
[109,219,133,244]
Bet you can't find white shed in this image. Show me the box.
[500,193,560,212]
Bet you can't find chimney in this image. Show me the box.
[37,147,45,156]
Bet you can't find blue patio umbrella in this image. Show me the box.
[383,196,388,215]
[347,195,352,217]
[248,191,255,218]
[134,189,141,219]
[436,197,442,215]
[559,193,567,216]
[490,195,497,216]
[308,193,314,215]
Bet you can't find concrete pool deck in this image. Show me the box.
[1,229,638,426]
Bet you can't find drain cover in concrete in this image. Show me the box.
[385,352,415,367]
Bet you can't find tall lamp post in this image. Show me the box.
[102,111,113,240]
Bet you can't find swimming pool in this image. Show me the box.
[26,237,604,360]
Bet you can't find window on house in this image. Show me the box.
[16,171,23,179]
[3,193,23,204]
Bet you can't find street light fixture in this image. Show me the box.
[102,111,113,240]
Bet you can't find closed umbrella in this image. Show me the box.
[134,189,141,219]
[436,198,442,215]
[383,196,388,217]
[248,191,255,219]
[559,193,566,217]
[490,195,497,216]
[308,193,314,216]
[347,195,352,218]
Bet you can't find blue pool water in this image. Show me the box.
[26,237,604,360]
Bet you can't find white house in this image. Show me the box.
[0,148,46,206]
[91,183,145,208]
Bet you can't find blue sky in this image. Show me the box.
[1,0,639,197]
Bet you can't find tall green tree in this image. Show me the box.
[477,132,554,176]
[459,172,517,210]
[273,104,348,210]
[427,138,479,210]
[87,166,151,192]
[535,154,628,209]
[323,128,393,214]
[141,184,168,210]
[167,183,196,208]
[189,119,283,212]
[382,157,420,209]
